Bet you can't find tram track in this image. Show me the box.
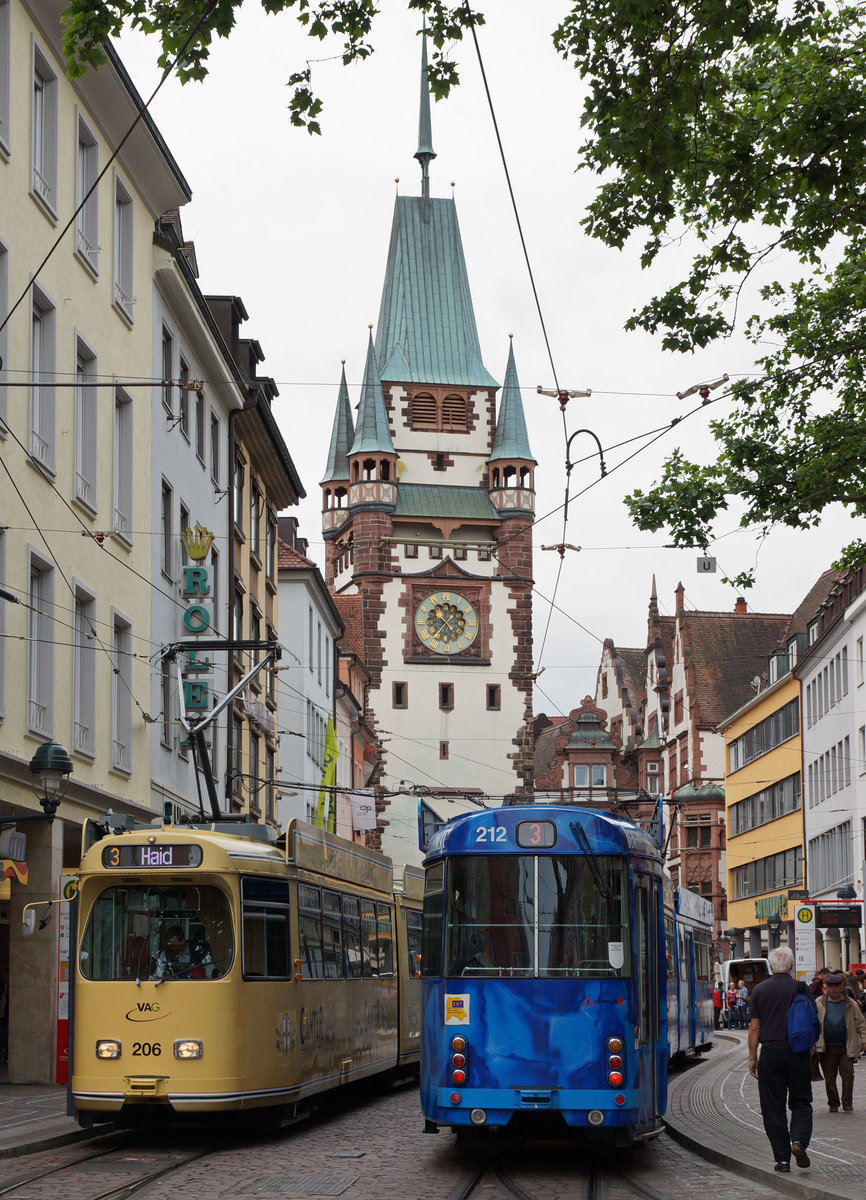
[447,1149,678,1200]
[0,1138,211,1200]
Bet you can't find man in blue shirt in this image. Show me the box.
[748,945,815,1173]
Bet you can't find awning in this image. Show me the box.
[0,859,29,900]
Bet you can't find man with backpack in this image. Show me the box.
[815,973,866,1112]
[748,946,817,1174]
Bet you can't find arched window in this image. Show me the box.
[362,458,376,481]
[503,464,516,486]
[380,460,390,481]
[492,467,500,488]
[324,487,332,508]
[442,394,467,429]
[335,486,347,509]
[519,465,531,487]
[409,392,437,429]
[352,461,359,482]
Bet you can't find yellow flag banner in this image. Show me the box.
[315,717,338,830]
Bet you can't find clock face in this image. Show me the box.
[415,591,478,655]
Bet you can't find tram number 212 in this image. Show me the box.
[474,826,506,843]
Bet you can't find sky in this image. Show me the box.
[115,0,859,718]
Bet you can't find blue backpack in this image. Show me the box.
[788,983,821,1052]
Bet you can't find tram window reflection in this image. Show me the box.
[342,895,362,978]
[299,885,324,979]
[242,877,290,979]
[361,901,378,977]
[322,890,343,979]
[79,884,233,981]
[443,856,630,979]
[377,903,394,977]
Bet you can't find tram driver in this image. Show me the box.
[154,924,213,980]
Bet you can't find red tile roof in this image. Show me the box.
[683,610,791,726]
[278,539,316,570]
[332,593,363,657]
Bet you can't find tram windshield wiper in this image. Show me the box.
[570,820,614,904]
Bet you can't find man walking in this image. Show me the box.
[748,946,816,1173]
[815,973,866,1112]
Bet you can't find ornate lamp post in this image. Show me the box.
[836,884,857,972]
[767,911,782,951]
[0,742,73,826]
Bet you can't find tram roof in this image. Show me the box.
[423,804,661,862]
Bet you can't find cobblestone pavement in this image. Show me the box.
[0,1082,810,1200]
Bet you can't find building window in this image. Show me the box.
[439,682,453,710]
[231,714,244,800]
[161,327,173,414]
[160,481,172,579]
[454,546,467,560]
[210,546,219,636]
[75,116,99,271]
[74,338,97,511]
[233,453,245,533]
[111,613,132,773]
[393,681,407,709]
[317,621,322,685]
[210,414,220,487]
[0,1,10,156]
[30,286,56,470]
[178,358,190,439]
[728,698,799,772]
[0,241,7,433]
[405,544,419,559]
[195,390,205,463]
[250,480,261,562]
[249,730,260,813]
[27,556,54,735]
[573,763,607,788]
[429,545,442,560]
[160,655,172,749]
[113,387,133,542]
[113,175,134,321]
[440,740,449,760]
[72,587,96,757]
[308,606,314,672]
[408,391,469,432]
[232,583,244,664]
[266,513,277,583]
[266,747,275,822]
[486,684,500,711]
[478,548,491,562]
[32,44,58,214]
[673,691,684,724]
[179,504,190,569]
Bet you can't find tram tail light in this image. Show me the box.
[606,1036,625,1088]
[449,1033,468,1085]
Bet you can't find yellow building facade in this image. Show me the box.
[723,671,804,958]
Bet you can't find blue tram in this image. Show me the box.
[420,805,669,1145]
[665,882,715,1059]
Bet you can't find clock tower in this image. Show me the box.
[321,37,535,859]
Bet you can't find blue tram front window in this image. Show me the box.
[80,884,233,981]
[444,856,630,979]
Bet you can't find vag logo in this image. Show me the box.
[126,1002,168,1022]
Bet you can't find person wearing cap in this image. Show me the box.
[748,945,815,1173]
[815,972,866,1112]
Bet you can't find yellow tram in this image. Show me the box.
[70,817,422,1123]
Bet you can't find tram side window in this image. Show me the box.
[421,862,444,978]
[322,890,343,979]
[241,877,290,979]
[299,885,324,979]
[343,895,362,978]
[695,931,712,980]
[664,914,675,981]
[361,900,379,977]
[377,903,394,977]
[406,909,423,977]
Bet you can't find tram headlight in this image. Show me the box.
[469,1109,487,1126]
[173,1039,203,1060]
[96,1039,122,1059]
[587,1109,605,1127]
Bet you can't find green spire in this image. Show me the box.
[414,25,436,199]
[490,338,535,462]
[350,331,395,457]
[320,362,355,484]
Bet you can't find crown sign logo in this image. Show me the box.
[181,525,215,561]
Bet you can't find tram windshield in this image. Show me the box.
[79,884,234,981]
[444,855,630,979]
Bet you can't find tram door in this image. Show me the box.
[635,875,662,1124]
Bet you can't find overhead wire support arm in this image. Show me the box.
[563,429,607,523]
[165,638,282,822]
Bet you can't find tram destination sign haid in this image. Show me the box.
[101,844,204,869]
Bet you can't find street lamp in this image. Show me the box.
[767,911,782,951]
[0,742,73,826]
[836,884,857,971]
[726,927,741,958]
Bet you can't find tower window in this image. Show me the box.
[440,741,449,760]
[439,683,453,710]
[393,681,408,709]
[408,391,469,433]
[454,547,467,561]
[487,685,500,711]
[434,453,446,471]
[405,544,419,559]
[429,546,442,560]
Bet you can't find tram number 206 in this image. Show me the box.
[132,1042,162,1057]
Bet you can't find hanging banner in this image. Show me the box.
[314,718,338,830]
[350,789,377,832]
